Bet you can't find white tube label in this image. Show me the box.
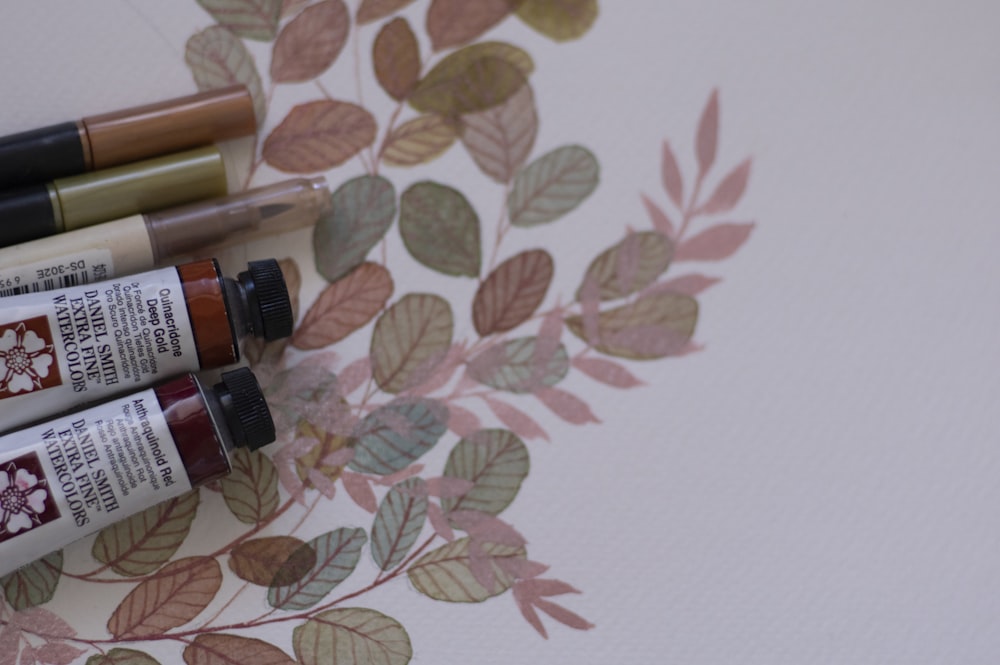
[0,249,115,297]
[0,267,200,435]
[0,388,191,576]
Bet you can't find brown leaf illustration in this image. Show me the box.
[566,292,699,360]
[271,0,349,83]
[263,100,377,173]
[571,356,643,388]
[183,633,297,665]
[661,140,684,208]
[84,648,161,665]
[374,18,421,101]
[534,387,600,424]
[293,608,411,665]
[426,0,521,51]
[381,114,458,167]
[473,249,552,335]
[640,193,675,238]
[196,0,282,41]
[484,396,549,441]
[185,26,267,124]
[107,557,222,639]
[652,273,721,296]
[293,263,394,349]
[407,537,525,602]
[220,448,280,524]
[696,89,719,177]
[514,0,598,41]
[697,159,752,216]
[371,294,454,393]
[576,231,673,302]
[356,0,416,24]
[460,81,537,183]
[675,222,754,261]
[229,536,316,587]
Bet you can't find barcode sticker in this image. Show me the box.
[0,250,113,298]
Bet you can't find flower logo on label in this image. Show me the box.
[0,318,59,396]
[0,461,49,536]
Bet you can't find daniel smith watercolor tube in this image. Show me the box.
[0,177,330,296]
[0,146,228,247]
[0,367,274,576]
[0,85,254,190]
[0,258,292,435]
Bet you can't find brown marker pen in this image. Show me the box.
[0,86,255,189]
[0,367,275,576]
[0,258,292,435]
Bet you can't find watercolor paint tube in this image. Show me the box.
[0,177,330,297]
[0,367,274,577]
[0,145,229,248]
[0,85,254,189]
[0,258,292,435]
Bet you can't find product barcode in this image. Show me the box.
[0,270,90,297]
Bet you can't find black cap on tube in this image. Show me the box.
[238,259,294,341]
[0,185,59,245]
[214,368,275,451]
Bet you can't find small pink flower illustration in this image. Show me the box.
[0,322,54,394]
[0,462,48,534]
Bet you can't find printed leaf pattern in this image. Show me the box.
[576,231,673,301]
[473,249,553,335]
[515,0,598,41]
[508,145,599,227]
[660,141,684,209]
[566,292,699,359]
[381,115,458,167]
[467,337,569,393]
[263,100,377,173]
[229,536,316,587]
[696,89,719,177]
[571,356,644,388]
[185,26,267,123]
[356,0,416,24]
[1,550,62,610]
[271,0,349,83]
[370,294,454,393]
[183,634,297,665]
[410,42,534,116]
[399,182,482,277]
[426,0,520,51]
[107,557,222,639]
[460,81,538,183]
[86,649,162,665]
[314,176,397,283]
[371,478,428,571]
[675,222,755,261]
[484,396,550,441]
[407,537,525,602]
[268,528,367,610]
[220,448,280,524]
[196,0,282,41]
[293,608,412,665]
[442,429,529,516]
[92,491,200,577]
[697,160,752,215]
[374,18,421,101]
[293,263,394,349]
[351,398,449,474]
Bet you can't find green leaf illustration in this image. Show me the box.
[566,292,698,359]
[442,429,529,516]
[229,536,316,587]
[576,231,674,301]
[371,478,428,571]
[370,294,454,393]
[220,448,279,525]
[91,491,200,577]
[293,608,412,665]
[350,398,449,474]
[410,42,533,116]
[508,145,599,227]
[399,182,481,277]
[467,337,569,393]
[472,249,553,335]
[196,0,282,41]
[1,550,62,610]
[185,26,267,124]
[314,175,397,283]
[86,649,162,665]
[268,528,367,610]
[183,634,297,665]
[515,0,598,42]
[407,537,525,602]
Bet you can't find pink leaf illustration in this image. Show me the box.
[467,540,497,592]
[449,510,526,547]
[374,464,425,486]
[11,608,75,638]
[640,193,675,238]
[661,140,684,208]
[337,356,372,395]
[650,273,722,296]
[578,276,600,344]
[512,577,592,638]
[697,159,752,216]
[340,471,377,513]
[696,89,719,177]
[425,476,475,498]
[308,469,338,499]
[571,356,644,388]
[534,387,600,425]
[514,589,547,637]
[446,402,482,437]
[496,557,549,580]
[484,396,550,441]
[534,598,595,631]
[32,642,84,665]
[675,222,755,261]
[516,578,581,597]
[408,344,466,396]
[426,501,455,541]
